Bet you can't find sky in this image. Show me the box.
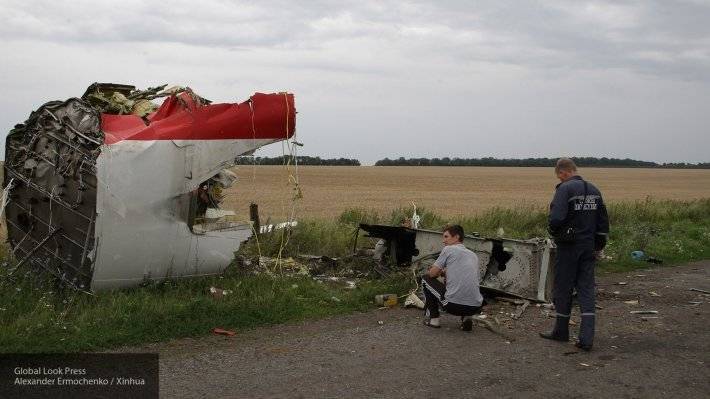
[1,0,709,165]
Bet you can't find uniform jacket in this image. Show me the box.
[548,175,610,247]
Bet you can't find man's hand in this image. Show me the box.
[428,265,443,278]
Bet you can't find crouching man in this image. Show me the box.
[422,225,484,331]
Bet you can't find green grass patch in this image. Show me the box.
[0,268,411,353]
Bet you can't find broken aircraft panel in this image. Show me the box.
[4,83,296,291]
[359,224,556,302]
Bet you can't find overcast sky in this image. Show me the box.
[1,0,709,164]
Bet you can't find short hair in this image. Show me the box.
[443,224,464,242]
[555,158,577,173]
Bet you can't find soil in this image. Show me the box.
[224,165,710,219]
[126,261,709,398]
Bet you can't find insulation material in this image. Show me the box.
[4,83,296,291]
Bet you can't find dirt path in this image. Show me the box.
[132,262,709,398]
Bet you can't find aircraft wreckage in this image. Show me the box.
[359,224,557,302]
[3,83,295,291]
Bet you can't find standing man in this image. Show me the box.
[541,158,609,351]
[422,225,484,331]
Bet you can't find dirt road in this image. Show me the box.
[138,262,709,398]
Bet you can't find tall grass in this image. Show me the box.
[251,198,710,273]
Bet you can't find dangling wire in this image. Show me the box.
[274,94,301,274]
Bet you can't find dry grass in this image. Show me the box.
[223,166,710,220]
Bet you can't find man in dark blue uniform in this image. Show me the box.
[540,158,609,351]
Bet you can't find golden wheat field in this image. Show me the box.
[223,166,710,220]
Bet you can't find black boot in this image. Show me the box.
[577,314,595,350]
[539,316,570,342]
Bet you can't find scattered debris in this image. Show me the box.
[473,316,516,342]
[512,300,530,320]
[211,328,236,337]
[689,288,710,295]
[209,287,233,299]
[260,221,298,234]
[630,250,663,264]
[595,305,604,310]
[377,320,384,325]
[649,291,661,297]
[630,310,658,315]
[403,293,425,309]
[616,282,628,286]
[623,300,639,305]
[688,301,702,306]
[613,291,621,295]
[579,363,590,367]
[375,294,398,308]
[495,297,526,305]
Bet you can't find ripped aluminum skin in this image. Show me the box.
[4,94,289,291]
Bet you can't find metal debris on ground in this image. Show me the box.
[211,328,237,337]
[359,223,557,301]
[495,297,526,305]
[649,291,661,297]
[630,310,659,315]
[375,294,398,307]
[473,315,516,342]
[512,300,530,320]
[689,288,710,295]
[623,300,640,305]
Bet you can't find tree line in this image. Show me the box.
[373,157,710,169]
[234,155,709,168]
[235,155,361,166]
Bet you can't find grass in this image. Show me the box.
[0,268,411,353]
[245,198,710,274]
[1,198,709,352]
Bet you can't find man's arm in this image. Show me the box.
[548,185,569,234]
[428,247,450,278]
[595,194,610,251]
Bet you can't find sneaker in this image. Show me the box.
[460,317,473,332]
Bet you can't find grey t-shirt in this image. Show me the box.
[435,243,483,307]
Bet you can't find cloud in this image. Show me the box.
[1,1,709,163]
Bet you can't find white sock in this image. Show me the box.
[429,317,440,326]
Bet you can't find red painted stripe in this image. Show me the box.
[101,92,295,144]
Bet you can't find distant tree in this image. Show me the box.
[372,156,709,169]
[235,155,360,166]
